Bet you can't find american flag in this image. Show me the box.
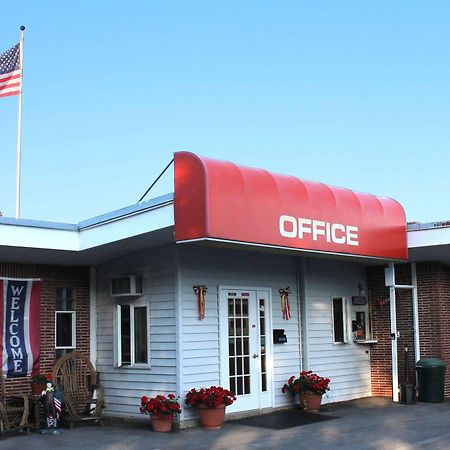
[0,43,21,98]
[54,390,62,418]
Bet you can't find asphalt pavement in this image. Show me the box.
[1,397,450,450]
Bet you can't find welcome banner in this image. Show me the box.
[0,278,40,378]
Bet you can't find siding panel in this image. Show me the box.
[96,246,177,417]
[305,258,372,404]
[179,246,301,421]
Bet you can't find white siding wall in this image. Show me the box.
[304,257,372,403]
[95,246,177,417]
[94,242,373,420]
[178,246,301,421]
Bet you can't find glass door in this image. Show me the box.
[220,288,272,413]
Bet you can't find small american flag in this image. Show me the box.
[54,390,62,416]
[0,43,21,98]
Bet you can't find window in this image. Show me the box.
[55,288,76,358]
[354,311,367,339]
[115,304,149,367]
[351,297,372,342]
[332,296,348,344]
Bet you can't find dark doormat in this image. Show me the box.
[228,409,339,430]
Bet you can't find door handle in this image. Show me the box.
[252,354,259,359]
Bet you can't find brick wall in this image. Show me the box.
[367,262,450,398]
[367,265,393,397]
[417,262,450,395]
[0,264,90,397]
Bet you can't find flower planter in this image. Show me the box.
[300,392,322,412]
[140,393,181,427]
[31,382,46,395]
[151,415,173,432]
[283,371,330,410]
[198,405,226,429]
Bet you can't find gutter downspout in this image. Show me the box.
[411,263,420,363]
[385,263,419,402]
[385,263,399,402]
[296,257,304,372]
[174,247,183,426]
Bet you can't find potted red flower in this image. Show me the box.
[282,370,331,411]
[30,373,52,395]
[140,394,181,432]
[185,386,236,428]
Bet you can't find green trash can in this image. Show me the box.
[416,358,446,403]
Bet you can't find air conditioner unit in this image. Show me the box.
[110,275,143,297]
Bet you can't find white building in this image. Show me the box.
[0,152,412,426]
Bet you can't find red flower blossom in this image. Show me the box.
[281,371,331,396]
[139,393,181,418]
[185,386,236,408]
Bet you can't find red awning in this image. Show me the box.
[174,152,407,260]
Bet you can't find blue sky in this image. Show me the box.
[0,1,449,223]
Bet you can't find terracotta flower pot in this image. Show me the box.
[151,415,173,432]
[198,405,226,429]
[31,382,46,395]
[300,392,323,412]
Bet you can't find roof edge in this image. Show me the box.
[78,193,174,229]
[0,217,78,231]
[0,192,174,232]
[408,220,450,232]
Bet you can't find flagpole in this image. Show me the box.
[15,25,25,219]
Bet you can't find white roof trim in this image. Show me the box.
[0,224,79,251]
[80,202,174,250]
[0,194,174,253]
[408,226,450,249]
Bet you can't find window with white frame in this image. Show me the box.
[115,303,149,367]
[55,287,76,358]
[332,296,348,344]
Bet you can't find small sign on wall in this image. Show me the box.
[352,296,367,306]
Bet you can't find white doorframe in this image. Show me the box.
[219,286,274,413]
